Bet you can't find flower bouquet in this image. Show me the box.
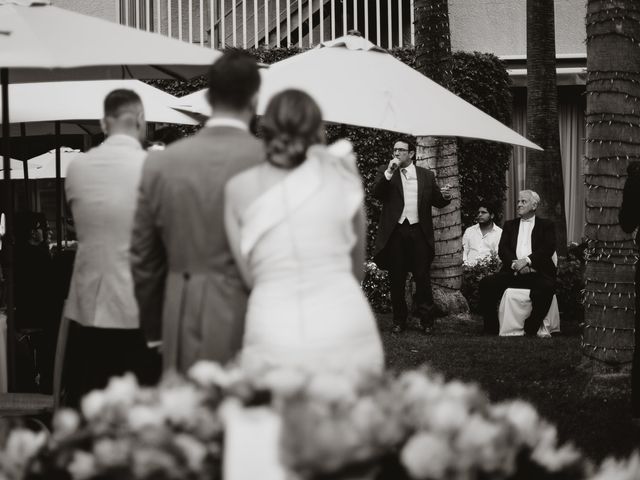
[0,362,636,480]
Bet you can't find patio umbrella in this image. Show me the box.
[0,158,38,179]
[175,35,539,149]
[2,80,199,201]
[0,0,220,391]
[22,147,78,179]
[2,80,200,126]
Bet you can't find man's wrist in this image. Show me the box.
[384,169,394,180]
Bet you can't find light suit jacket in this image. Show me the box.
[64,134,146,329]
[130,126,264,373]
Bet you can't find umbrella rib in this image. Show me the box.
[149,65,190,81]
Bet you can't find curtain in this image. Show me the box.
[505,89,585,243]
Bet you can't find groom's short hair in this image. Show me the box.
[207,50,260,110]
[103,89,142,118]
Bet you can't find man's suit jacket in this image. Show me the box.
[498,217,557,278]
[64,134,146,329]
[372,163,450,269]
[130,126,264,373]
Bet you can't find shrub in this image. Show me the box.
[556,242,586,324]
[461,253,502,313]
[362,261,392,313]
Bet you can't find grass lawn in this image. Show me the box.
[377,312,640,462]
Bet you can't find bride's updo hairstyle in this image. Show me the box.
[261,89,325,169]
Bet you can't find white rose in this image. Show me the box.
[306,372,357,405]
[159,385,202,427]
[4,429,47,469]
[400,432,453,479]
[127,405,165,431]
[397,370,444,407]
[68,451,97,480]
[173,434,208,471]
[455,413,511,474]
[424,399,469,434]
[102,373,139,407]
[259,368,307,397]
[531,424,581,471]
[52,409,81,438]
[81,390,107,421]
[132,447,178,478]
[590,453,640,480]
[93,438,130,468]
[491,400,541,447]
[188,361,237,389]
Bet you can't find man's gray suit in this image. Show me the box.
[131,126,264,372]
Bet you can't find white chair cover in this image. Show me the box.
[499,288,561,337]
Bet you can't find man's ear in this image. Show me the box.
[249,92,259,113]
[409,150,416,159]
[100,118,108,135]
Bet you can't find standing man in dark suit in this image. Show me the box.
[130,51,264,373]
[479,190,557,335]
[619,161,640,419]
[373,138,452,334]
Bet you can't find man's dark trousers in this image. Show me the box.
[479,271,555,335]
[388,219,434,329]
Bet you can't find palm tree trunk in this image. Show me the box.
[583,0,640,365]
[526,0,568,257]
[414,0,468,315]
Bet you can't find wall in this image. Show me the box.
[52,0,116,22]
[449,0,586,57]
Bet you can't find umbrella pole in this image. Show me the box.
[20,123,31,211]
[55,123,62,251]
[2,68,16,392]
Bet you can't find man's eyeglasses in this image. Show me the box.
[393,148,409,152]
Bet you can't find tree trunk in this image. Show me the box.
[583,0,640,366]
[414,0,468,315]
[526,0,568,257]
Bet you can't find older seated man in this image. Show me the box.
[462,204,502,266]
[478,190,556,335]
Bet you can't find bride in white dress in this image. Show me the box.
[224,89,384,381]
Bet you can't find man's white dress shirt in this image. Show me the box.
[462,223,502,266]
[516,216,535,261]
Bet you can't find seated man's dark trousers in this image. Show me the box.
[479,271,555,335]
[388,219,434,329]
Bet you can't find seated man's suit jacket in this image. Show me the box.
[497,217,557,279]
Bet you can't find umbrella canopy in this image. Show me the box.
[175,35,539,149]
[0,158,36,179]
[1,80,200,126]
[23,147,78,179]
[0,149,77,179]
[0,1,220,83]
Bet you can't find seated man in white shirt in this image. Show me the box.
[462,204,502,266]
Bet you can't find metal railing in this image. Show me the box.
[116,0,415,49]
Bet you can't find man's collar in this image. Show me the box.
[521,215,536,223]
[400,162,416,173]
[205,117,249,131]
[104,134,143,149]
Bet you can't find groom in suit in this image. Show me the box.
[479,190,557,335]
[130,51,264,373]
[373,138,451,334]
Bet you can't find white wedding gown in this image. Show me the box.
[238,141,384,380]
